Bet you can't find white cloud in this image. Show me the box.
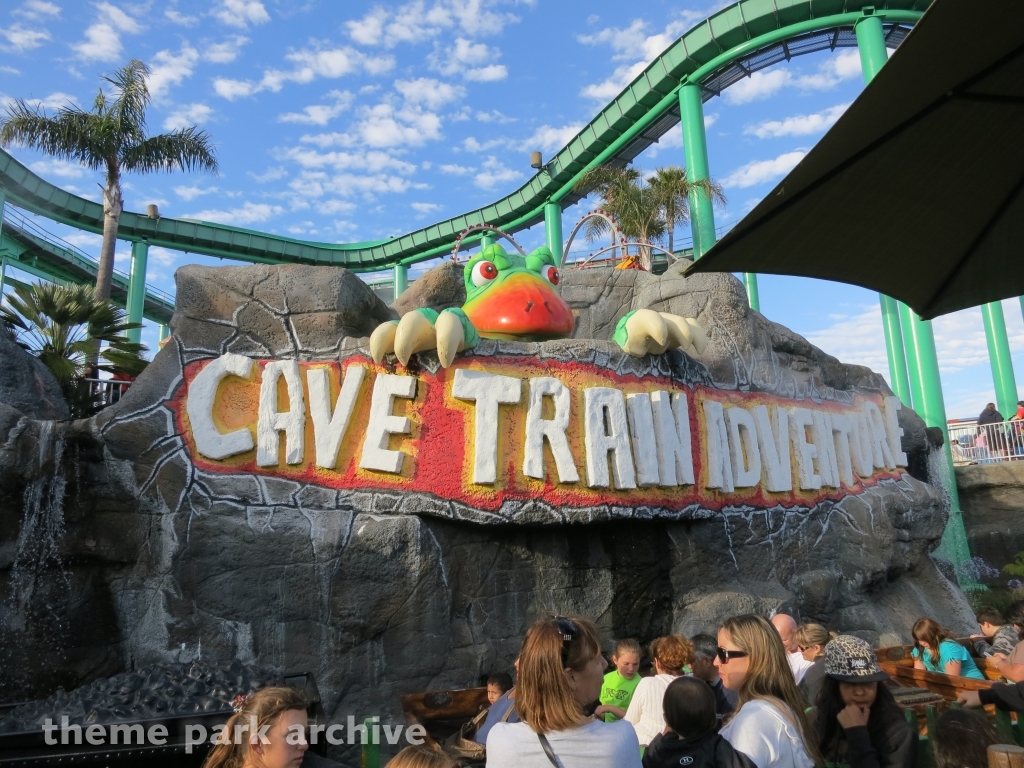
[13,1,61,20]
[394,78,465,110]
[353,103,443,148]
[0,66,20,75]
[476,109,515,123]
[802,304,889,376]
[213,0,269,29]
[440,163,473,175]
[345,0,519,48]
[286,168,423,199]
[165,9,198,26]
[0,23,51,52]
[214,44,394,100]
[725,51,863,104]
[97,2,141,32]
[745,103,850,139]
[522,123,583,154]
[30,158,86,178]
[72,4,142,62]
[411,202,442,213]
[63,232,103,249]
[249,166,287,183]
[203,35,249,63]
[317,199,356,214]
[185,201,282,224]
[18,91,78,111]
[724,69,792,105]
[474,155,522,190]
[162,102,213,130]
[173,184,218,201]
[280,145,417,175]
[148,44,200,99]
[721,150,806,189]
[581,60,647,101]
[428,37,506,81]
[278,90,352,126]
[148,247,178,267]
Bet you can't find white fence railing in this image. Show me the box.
[948,419,1024,465]
[82,378,132,407]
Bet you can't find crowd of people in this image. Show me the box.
[195,602,1024,768]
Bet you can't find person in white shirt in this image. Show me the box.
[623,634,694,746]
[486,615,641,768]
[716,614,823,768]
[772,613,815,685]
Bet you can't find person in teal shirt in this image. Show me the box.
[595,638,642,723]
[912,618,986,680]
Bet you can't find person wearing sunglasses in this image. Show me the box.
[485,616,641,767]
[715,615,823,768]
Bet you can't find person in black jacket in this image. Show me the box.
[957,679,1024,710]
[642,677,755,768]
[814,636,917,768]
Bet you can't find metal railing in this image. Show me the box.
[949,418,1024,465]
[81,377,132,407]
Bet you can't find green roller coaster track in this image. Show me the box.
[0,0,928,273]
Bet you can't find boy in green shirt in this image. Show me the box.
[595,638,642,723]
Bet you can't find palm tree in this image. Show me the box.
[0,59,218,301]
[574,164,726,268]
[648,165,726,255]
[1,282,148,416]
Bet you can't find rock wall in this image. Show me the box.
[956,461,1024,580]
[0,260,975,765]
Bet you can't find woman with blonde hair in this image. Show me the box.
[202,686,308,768]
[486,615,641,767]
[624,635,694,747]
[388,743,453,767]
[795,623,832,709]
[716,615,823,768]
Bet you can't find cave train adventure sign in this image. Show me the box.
[172,352,908,514]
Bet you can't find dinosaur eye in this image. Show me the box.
[472,261,499,286]
[542,265,560,285]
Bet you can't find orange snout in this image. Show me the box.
[463,272,575,340]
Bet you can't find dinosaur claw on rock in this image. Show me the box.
[369,321,398,364]
[435,311,465,369]
[623,308,669,356]
[394,311,438,367]
[686,318,708,355]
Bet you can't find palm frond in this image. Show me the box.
[102,59,151,141]
[0,101,107,169]
[120,126,219,174]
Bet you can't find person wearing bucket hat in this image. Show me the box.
[813,636,917,768]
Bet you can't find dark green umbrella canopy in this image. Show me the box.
[685,0,1024,320]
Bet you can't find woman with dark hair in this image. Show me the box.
[715,614,822,768]
[642,677,754,768]
[911,618,984,679]
[485,615,641,767]
[202,687,308,768]
[624,635,694,748]
[932,709,1002,768]
[814,636,916,768]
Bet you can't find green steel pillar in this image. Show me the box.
[481,232,496,249]
[856,12,914,409]
[744,273,760,312]
[126,240,149,344]
[981,301,1018,417]
[159,324,170,341]
[898,302,924,410]
[393,263,408,300]
[544,202,563,266]
[0,258,6,298]
[679,83,716,260]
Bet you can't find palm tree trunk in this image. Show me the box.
[95,170,122,301]
[668,229,674,256]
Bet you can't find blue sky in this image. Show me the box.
[1,0,1020,419]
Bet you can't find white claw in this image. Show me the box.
[435,311,465,369]
[369,321,398,364]
[686,318,708,355]
[661,313,694,352]
[394,312,438,366]
[623,308,669,356]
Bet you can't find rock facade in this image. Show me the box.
[0,261,975,766]
[956,461,1024,582]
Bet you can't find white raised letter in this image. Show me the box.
[187,353,255,460]
[830,412,855,486]
[789,408,821,490]
[811,411,840,488]
[751,405,792,492]
[882,396,909,467]
[626,393,659,486]
[257,360,306,467]
[584,387,636,489]
[360,374,417,473]
[702,400,735,493]
[523,377,579,483]
[651,391,695,486]
[849,410,875,477]
[862,401,896,469]
[725,407,761,488]
[452,369,522,485]
[307,364,366,469]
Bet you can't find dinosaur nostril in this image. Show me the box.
[525,301,534,313]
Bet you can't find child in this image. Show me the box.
[642,677,755,768]
[595,638,641,723]
[387,743,453,768]
[486,672,513,705]
[933,709,1001,768]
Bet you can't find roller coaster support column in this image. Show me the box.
[544,202,563,266]
[982,301,1018,417]
[744,275,760,313]
[126,240,148,344]
[159,324,169,341]
[481,232,495,249]
[857,12,912,408]
[393,263,408,300]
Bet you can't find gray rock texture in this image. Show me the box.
[0,327,68,420]
[956,461,1024,581]
[391,261,465,316]
[0,261,974,766]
